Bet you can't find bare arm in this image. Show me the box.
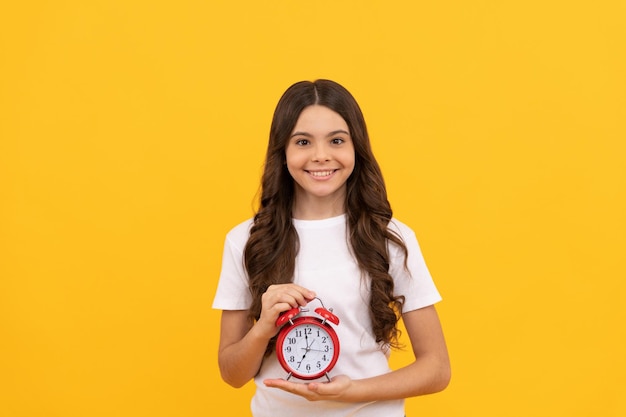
[217,310,266,387]
[217,284,316,388]
[264,304,450,401]
[345,304,451,399]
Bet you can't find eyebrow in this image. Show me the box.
[290,129,350,138]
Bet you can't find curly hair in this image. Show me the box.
[244,79,408,354]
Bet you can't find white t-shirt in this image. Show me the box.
[212,214,441,417]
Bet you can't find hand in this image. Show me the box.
[255,284,316,340]
[263,374,353,402]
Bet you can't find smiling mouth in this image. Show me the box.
[307,170,337,178]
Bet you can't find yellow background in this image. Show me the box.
[1,1,624,416]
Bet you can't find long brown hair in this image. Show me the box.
[244,79,408,353]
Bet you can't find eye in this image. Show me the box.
[294,138,310,146]
[331,138,345,145]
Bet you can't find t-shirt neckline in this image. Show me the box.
[292,213,346,229]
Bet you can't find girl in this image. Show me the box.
[213,79,450,417]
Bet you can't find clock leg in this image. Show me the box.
[324,372,331,383]
[286,372,293,381]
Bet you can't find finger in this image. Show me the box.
[263,378,300,392]
[306,382,329,394]
[261,294,299,314]
[267,284,316,302]
[288,284,316,301]
[265,285,316,308]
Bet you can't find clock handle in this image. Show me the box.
[275,307,301,327]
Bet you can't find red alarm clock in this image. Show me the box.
[275,298,340,381]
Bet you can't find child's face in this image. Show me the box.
[286,105,355,212]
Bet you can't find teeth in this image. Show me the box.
[310,170,334,177]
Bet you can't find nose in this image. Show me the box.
[312,142,331,162]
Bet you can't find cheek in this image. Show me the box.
[285,160,303,183]
[286,166,297,180]
[343,152,356,173]
[285,150,307,170]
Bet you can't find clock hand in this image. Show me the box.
[302,331,314,352]
[300,348,327,353]
[296,339,310,369]
[296,350,307,369]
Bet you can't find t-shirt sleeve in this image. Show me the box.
[388,219,442,312]
[212,221,253,311]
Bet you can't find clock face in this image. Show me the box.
[276,317,339,380]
